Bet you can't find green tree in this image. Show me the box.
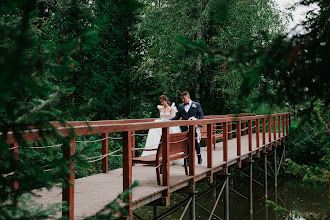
[137,0,285,114]
[0,0,136,218]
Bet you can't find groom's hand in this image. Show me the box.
[188,117,197,120]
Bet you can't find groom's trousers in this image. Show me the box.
[181,126,201,157]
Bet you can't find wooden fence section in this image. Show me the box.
[5,113,290,219]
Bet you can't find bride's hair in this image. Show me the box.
[159,95,171,106]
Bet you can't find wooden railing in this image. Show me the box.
[5,113,291,219]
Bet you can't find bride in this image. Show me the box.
[142,95,182,163]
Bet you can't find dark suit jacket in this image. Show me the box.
[170,101,204,132]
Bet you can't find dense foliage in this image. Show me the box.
[2,0,328,219]
[137,0,285,114]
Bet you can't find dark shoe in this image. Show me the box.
[198,155,202,164]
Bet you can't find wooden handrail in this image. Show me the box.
[4,114,289,145]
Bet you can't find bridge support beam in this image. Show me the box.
[249,161,253,214]
[224,174,230,220]
[274,149,277,188]
[189,192,196,220]
[264,152,268,200]
[153,206,158,219]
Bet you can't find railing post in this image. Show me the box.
[278,115,281,139]
[188,125,195,184]
[268,117,272,144]
[228,122,232,139]
[248,120,252,152]
[207,124,213,171]
[162,127,170,202]
[101,133,108,173]
[222,121,228,172]
[123,131,133,219]
[62,138,75,220]
[262,118,266,147]
[273,116,276,141]
[237,120,241,166]
[282,115,285,137]
[256,119,260,149]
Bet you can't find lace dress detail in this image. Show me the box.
[160,112,171,121]
[141,105,182,162]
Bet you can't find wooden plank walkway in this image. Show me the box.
[32,132,285,219]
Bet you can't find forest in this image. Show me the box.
[0,0,329,219]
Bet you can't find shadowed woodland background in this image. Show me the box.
[0,0,328,219]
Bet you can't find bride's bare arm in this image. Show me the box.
[170,108,175,118]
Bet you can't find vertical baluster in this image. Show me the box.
[123,131,133,219]
[248,120,252,152]
[237,120,241,161]
[222,121,228,172]
[268,117,272,143]
[101,133,108,173]
[162,127,170,202]
[262,118,266,146]
[207,124,213,183]
[256,119,260,149]
[273,116,276,141]
[207,124,213,169]
[282,115,285,137]
[62,138,75,220]
[278,115,281,139]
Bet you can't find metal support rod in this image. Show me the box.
[153,206,158,219]
[229,167,233,185]
[254,164,275,179]
[178,192,223,220]
[264,153,268,200]
[274,149,277,187]
[155,197,191,220]
[195,202,223,220]
[209,180,226,220]
[181,198,192,220]
[190,193,196,220]
[237,170,264,187]
[249,162,253,214]
[133,212,144,220]
[224,176,230,220]
[267,160,276,176]
[229,187,248,200]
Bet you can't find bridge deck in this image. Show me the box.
[32,132,284,219]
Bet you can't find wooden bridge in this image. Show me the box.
[6,113,291,219]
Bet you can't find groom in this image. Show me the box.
[170,91,204,164]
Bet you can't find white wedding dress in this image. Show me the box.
[142,104,183,165]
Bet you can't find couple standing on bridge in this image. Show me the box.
[142,91,204,165]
